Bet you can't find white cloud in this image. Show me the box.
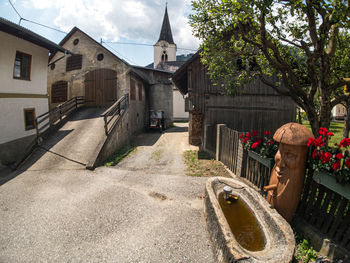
[27,0,199,51]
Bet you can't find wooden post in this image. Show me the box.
[216,124,226,161]
[58,104,62,121]
[104,115,108,136]
[34,118,40,144]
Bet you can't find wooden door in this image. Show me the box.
[84,69,117,107]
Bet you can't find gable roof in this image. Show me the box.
[0,17,68,54]
[49,26,128,65]
[51,26,150,84]
[157,6,174,45]
[172,51,200,95]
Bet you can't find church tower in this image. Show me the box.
[154,4,177,69]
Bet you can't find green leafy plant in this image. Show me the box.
[295,239,318,263]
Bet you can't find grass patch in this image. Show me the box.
[183,150,231,177]
[302,120,345,145]
[104,145,137,166]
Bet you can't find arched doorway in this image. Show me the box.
[84,69,118,107]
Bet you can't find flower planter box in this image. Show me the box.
[313,171,350,200]
[248,150,274,169]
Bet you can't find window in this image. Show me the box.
[51,81,68,103]
[138,82,142,101]
[13,51,31,80]
[161,51,168,62]
[66,54,82,72]
[130,79,136,100]
[73,38,79,45]
[24,108,35,130]
[185,97,189,112]
[97,53,104,61]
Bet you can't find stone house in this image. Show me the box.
[0,17,67,165]
[48,27,149,135]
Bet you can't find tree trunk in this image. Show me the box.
[305,103,332,137]
[298,108,302,124]
[343,101,350,138]
[305,110,320,137]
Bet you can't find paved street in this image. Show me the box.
[0,123,215,263]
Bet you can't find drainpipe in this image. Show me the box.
[70,74,76,100]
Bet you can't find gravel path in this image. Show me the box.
[0,123,215,263]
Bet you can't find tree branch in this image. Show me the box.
[331,94,350,107]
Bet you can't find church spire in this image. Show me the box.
[157,4,174,44]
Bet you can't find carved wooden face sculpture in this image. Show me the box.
[274,143,300,184]
[264,123,313,222]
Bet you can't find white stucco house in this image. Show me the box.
[0,17,67,166]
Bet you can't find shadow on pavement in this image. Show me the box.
[16,129,74,171]
[164,126,188,133]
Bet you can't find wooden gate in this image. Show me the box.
[85,69,117,107]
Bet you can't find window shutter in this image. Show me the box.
[130,79,136,100]
[52,81,68,103]
[66,55,83,72]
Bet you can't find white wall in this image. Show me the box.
[0,31,49,95]
[154,40,177,68]
[173,89,189,120]
[0,31,49,144]
[0,98,48,144]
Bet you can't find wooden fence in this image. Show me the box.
[217,125,350,250]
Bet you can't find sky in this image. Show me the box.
[0,0,200,66]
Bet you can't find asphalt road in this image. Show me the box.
[0,123,215,263]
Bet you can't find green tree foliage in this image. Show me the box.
[190,0,350,136]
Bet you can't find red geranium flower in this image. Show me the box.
[327,132,334,137]
[314,136,325,147]
[251,142,260,149]
[339,138,350,148]
[318,127,328,136]
[253,130,258,136]
[312,149,318,159]
[255,137,262,143]
[264,131,271,136]
[336,153,344,160]
[240,134,245,139]
[321,152,332,163]
[307,137,314,147]
[345,158,350,168]
[332,161,341,171]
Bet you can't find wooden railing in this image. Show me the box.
[34,96,84,142]
[101,94,128,136]
[297,169,350,250]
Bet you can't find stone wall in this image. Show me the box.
[91,111,129,168]
[0,134,36,166]
[133,67,174,128]
[48,29,129,109]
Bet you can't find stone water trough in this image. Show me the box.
[204,177,295,263]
